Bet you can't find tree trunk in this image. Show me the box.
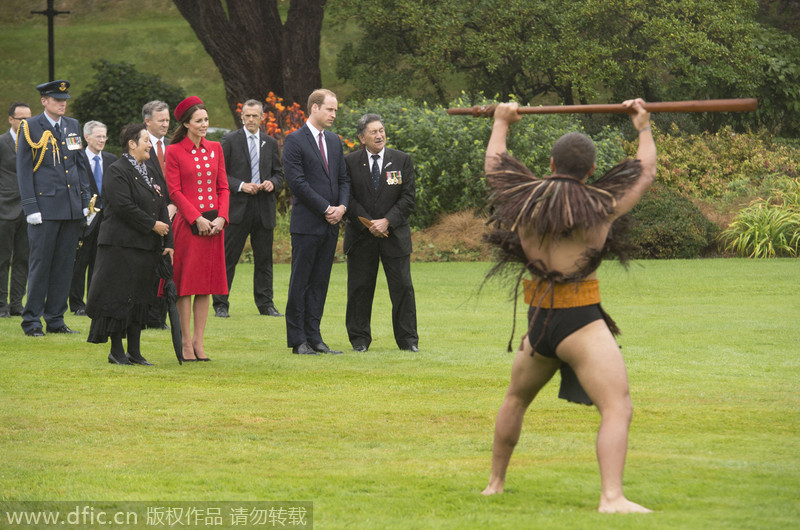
[283,0,325,108]
[173,0,325,124]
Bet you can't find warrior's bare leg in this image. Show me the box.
[482,336,560,495]
[556,319,652,513]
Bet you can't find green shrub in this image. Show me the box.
[625,125,799,203]
[333,94,626,229]
[73,61,184,154]
[721,179,800,258]
[628,184,719,259]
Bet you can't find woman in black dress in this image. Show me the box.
[86,124,173,365]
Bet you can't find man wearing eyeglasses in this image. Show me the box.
[0,102,31,318]
[69,120,117,316]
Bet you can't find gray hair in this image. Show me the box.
[356,113,384,137]
[83,120,107,137]
[242,99,264,111]
[142,100,169,120]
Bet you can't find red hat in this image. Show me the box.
[174,96,204,121]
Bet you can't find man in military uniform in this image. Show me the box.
[16,80,91,336]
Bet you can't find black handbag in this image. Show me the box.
[190,209,218,235]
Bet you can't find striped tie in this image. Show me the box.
[249,135,260,184]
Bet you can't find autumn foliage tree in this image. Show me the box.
[172,0,324,124]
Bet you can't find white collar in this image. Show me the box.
[306,121,323,139]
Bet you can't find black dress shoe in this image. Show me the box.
[127,353,153,366]
[46,325,79,334]
[24,328,44,337]
[292,342,318,355]
[402,344,420,352]
[0,309,10,318]
[108,352,133,365]
[10,307,23,316]
[215,307,230,318]
[352,344,368,352]
[313,342,342,355]
[259,305,283,317]
[73,308,87,316]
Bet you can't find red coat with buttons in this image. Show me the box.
[166,136,230,296]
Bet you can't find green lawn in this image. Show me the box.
[0,259,798,529]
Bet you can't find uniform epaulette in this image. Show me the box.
[17,119,60,172]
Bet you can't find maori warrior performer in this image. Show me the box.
[481,99,656,514]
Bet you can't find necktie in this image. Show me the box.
[92,155,102,194]
[249,135,260,184]
[371,154,381,190]
[54,122,61,141]
[157,140,165,176]
[318,132,328,172]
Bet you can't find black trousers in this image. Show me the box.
[0,214,28,312]
[285,230,337,347]
[69,225,99,311]
[345,240,417,349]
[213,199,275,312]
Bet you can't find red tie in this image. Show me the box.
[157,140,165,176]
[318,132,328,172]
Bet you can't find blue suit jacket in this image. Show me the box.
[16,113,90,220]
[283,124,349,235]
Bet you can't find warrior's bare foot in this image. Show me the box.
[598,496,652,514]
[481,481,504,496]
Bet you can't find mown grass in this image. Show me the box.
[0,259,798,529]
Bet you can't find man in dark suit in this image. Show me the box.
[69,120,116,315]
[0,102,31,318]
[213,99,285,318]
[16,80,91,336]
[344,114,419,352]
[141,100,173,329]
[283,89,350,355]
[142,100,172,215]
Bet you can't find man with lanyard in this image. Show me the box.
[16,80,91,336]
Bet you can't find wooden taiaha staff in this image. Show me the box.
[446,98,757,117]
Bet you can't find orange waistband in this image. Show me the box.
[523,278,601,308]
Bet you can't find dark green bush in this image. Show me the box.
[628,184,719,259]
[73,61,184,154]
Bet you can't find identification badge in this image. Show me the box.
[385,170,402,185]
[65,133,82,151]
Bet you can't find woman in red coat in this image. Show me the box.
[166,96,229,361]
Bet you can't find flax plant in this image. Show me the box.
[722,179,800,258]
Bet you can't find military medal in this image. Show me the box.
[65,133,82,150]
[385,170,402,185]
